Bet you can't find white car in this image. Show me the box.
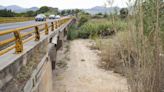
[49,15,56,19]
[35,14,46,21]
[55,15,61,19]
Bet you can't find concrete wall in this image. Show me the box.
[0,37,49,92]
[32,56,53,92]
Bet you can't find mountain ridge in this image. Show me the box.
[84,6,120,14]
[0,5,39,13]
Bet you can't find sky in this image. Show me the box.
[0,0,133,9]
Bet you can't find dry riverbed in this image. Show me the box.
[53,39,128,92]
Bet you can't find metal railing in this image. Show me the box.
[0,17,71,56]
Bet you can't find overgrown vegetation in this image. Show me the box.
[67,25,79,40]
[68,18,127,40]
[89,0,164,92]
[79,19,127,38]
[68,0,164,92]
[125,0,164,92]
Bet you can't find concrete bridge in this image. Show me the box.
[0,17,76,92]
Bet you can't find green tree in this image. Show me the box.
[47,7,59,15]
[71,9,75,15]
[96,13,103,15]
[67,9,72,15]
[75,9,80,17]
[37,6,49,14]
[0,9,16,17]
[103,13,108,18]
[120,8,128,19]
[60,10,66,15]
[25,11,36,17]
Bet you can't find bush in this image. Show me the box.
[78,19,127,38]
[78,16,89,27]
[67,25,79,40]
[120,8,128,19]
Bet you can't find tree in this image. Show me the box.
[0,9,16,17]
[103,13,108,18]
[75,9,80,17]
[67,10,72,15]
[97,13,103,15]
[60,10,66,15]
[71,9,75,15]
[37,6,49,14]
[120,8,128,19]
[25,11,36,17]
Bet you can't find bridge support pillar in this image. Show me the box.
[57,31,64,50]
[49,44,57,70]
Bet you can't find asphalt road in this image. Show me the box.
[0,19,55,31]
[0,19,56,41]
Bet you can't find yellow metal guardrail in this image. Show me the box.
[0,17,71,56]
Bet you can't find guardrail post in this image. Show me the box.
[55,21,58,29]
[51,22,54,31]
[59,20,61,26]
[57,21,59,28]
[13,31,23,53]
[35,26,40,41]
[45,23,49,35]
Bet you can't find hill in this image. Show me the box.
[84,6,120,14]
[0,5,39,13]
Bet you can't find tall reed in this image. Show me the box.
[124,0,163,92]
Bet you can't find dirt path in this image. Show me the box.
[53,39,128,92]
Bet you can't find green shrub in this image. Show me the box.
[78,19,127,38]
[68,19,127,39]
[78,16,89,27]
[120,8,128,19]
[67,25,79,40]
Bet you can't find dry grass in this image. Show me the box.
[93,1,163,91]
[94,28,163,92]
[0,17,34,24]
[92,31,132,74]
[92,0,164,92]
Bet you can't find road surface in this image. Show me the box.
[0,19,56,41]
[0,19,55,31]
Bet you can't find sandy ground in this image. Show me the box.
[53,39,128,92]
